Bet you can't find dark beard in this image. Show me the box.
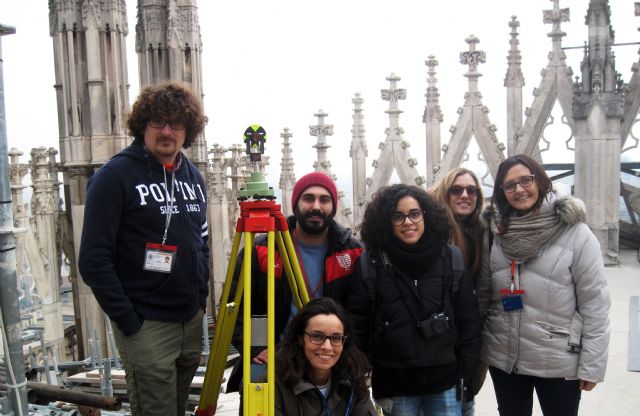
[294,207,332,235]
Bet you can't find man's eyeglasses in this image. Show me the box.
[391,209,425,226]
[501,175,536,193]
[148,119,185,131]
[304,331,347,346]
[449,185,477,197]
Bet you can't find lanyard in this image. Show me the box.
[499,259,526,295]
[292,231,324,299]
[161,166,176,246]
[314,384,354,416]
[506,259,525,295]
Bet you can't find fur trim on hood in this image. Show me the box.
[482,193,586,226]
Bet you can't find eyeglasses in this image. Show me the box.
[148,119,185,131]
[304,331,347,346]
[449,185,478,197]
[391,209,425,226]
[501,175,536,193]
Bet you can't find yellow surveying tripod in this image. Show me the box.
[196,125,310,416]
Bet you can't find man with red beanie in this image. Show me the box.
[227,171,363,393]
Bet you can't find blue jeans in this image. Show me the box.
[376,386,461,416]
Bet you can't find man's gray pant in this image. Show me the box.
[112,311,204,416]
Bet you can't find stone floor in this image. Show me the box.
[211,249,640,416]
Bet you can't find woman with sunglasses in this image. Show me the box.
[430,167,485,282]
[347,184,481,416]
[275,297,376,416]
[429,168,487,416]
[478,154,610,416]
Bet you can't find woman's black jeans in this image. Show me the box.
[489,366,581,416]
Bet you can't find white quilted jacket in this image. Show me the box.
[477,195,611,383]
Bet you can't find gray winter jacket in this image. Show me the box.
[477,195,610,383]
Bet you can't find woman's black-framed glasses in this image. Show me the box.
[501,175,536,193]
[148,119,186,131]
[391,209,425,226]
[304,331,347,346]
[449,185,478,197]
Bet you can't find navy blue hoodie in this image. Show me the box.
[79,140,209,336]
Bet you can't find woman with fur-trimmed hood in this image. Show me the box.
[477,154,610,416]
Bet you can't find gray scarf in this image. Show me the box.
[489,193,586,262]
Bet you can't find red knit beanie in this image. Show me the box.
[291,172,338,216]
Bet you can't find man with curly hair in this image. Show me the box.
[79,82,209,416]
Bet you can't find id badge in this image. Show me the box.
[501,295,524,312]
[144,243,177,273]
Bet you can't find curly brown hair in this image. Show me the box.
[360,184,450,251]
[126,81,207,148]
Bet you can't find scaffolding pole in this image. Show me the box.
[0,22,28,416]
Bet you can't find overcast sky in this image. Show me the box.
[1,0,638,198]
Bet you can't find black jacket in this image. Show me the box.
[78,141,209,336]
[347,246,481,398]
[275,376,376,416]
[227,216,363,391]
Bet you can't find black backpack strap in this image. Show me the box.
[358,250,377,304]
[448,243,465,296]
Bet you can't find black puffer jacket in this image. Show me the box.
[347,245,481,398]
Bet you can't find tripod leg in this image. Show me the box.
[267,231,276,415]
[196,232,244,415]
[281,230,310,304]
[245,231,276,416]
[275,231,304,310]
[242,232,256,416]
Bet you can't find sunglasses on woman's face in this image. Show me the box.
[449,185,477,197]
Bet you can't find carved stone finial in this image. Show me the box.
[352,92,364,107]
[505,16,525,87]
[543,0,570,42]
[309,110,334,138]
[310,111,333,166]
[381,73,407,103]
[425,55,443,123]
[426,55,438,71]
[280,127,293,141]
[460,35,486,71]
[460,35,486,92]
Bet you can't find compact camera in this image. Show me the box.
[417,312,451,339]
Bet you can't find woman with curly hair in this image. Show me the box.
[275,297,376,416]
[429,168,487,415]
[477,154,610,416]
[347,184,481,416]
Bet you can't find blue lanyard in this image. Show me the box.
[315,385,355,416]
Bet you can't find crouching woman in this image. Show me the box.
[275,297,376,416]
